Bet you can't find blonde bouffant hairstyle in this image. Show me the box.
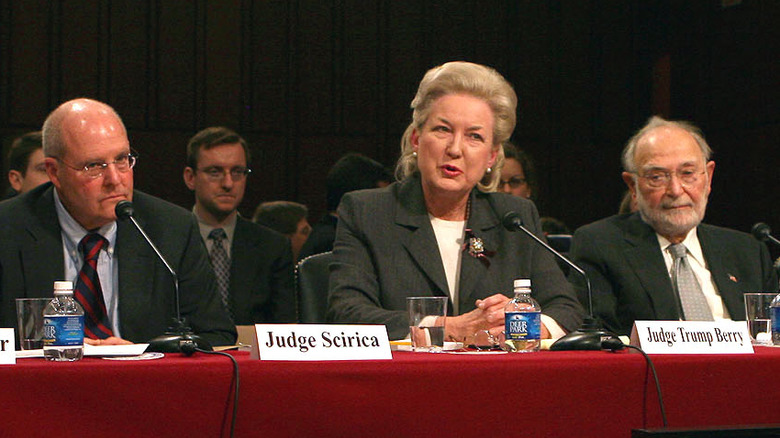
[395,61,518,192]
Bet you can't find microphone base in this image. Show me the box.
[147,333,212,355]
[549,317,618,351]
[146,319,213,355]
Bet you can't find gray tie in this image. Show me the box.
[668,243,713,321]
[208,228,232,318]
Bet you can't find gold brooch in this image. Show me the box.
[464,229,494,267]
[468,236,485,257]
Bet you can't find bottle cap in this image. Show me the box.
[514,278,531,289]
[53,281,74,294]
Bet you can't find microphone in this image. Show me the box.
[751,222,780,247]
[115,200,211,354]
[501,211,618,350]
[751,222,780,288]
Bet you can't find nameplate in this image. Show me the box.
[0,328,16,364]
[630,320,753,354]
[250,324,392,361]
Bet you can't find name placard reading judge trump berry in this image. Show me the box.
[630,320,753,354]
[250,324,392,361]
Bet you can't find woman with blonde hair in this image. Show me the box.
[328,61,583,341]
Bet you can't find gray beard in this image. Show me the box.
[637,196,706,239]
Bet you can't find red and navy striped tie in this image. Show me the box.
[74,233,114,339]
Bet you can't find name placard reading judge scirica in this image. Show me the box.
[630,320,753,354]
[250,324,392,361]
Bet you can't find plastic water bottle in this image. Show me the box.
[43,281,84,361]
[503,278,541,353]
[772,292,780,346]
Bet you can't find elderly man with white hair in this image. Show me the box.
[570,116,777,336]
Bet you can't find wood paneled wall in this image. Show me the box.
[668,1,780,234]
[1,0,777,236]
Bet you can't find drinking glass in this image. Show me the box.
[743,292,776,345]
[16,298,51,350]
[407,297,447,352]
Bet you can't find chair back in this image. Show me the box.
[546,234,572,253]
[546,234,573,275]
[295,251,334,323]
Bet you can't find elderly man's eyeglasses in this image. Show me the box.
[198,166,252,181]
[57,152,138,179]
[498,175,527,189]
[636,169,705,188]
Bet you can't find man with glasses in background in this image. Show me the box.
[183,127,296,326]
[0,98,236,346]
[569,116,777,336]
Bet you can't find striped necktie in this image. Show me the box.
[74,233,114,339]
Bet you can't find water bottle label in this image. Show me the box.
[772,307,780,333]
[505,312,541,341]
[43,315,84,347]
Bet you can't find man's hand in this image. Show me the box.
[84,336,133,346]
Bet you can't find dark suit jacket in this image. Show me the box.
[570,213,778,336]
[327,174,585,340]
[228,217,297,324]
[0,183,236,346]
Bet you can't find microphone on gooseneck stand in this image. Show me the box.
[502,210,669,426]
[751,222,780,287]
[751,222,780,247]
[501,211,620,350]
[116,201,240,436]
[114,200,212,355]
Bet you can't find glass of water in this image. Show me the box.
[16,298,51,350]
[407,296,448,352]
[743,292,776,345]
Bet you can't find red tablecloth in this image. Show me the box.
[2,347,779,437]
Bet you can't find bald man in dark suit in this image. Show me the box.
[0,99,235,346]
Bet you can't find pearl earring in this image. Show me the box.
[486,167,492,174]
[412,151,418,158]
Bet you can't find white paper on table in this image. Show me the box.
[389,340,463,351]
[16,343,149,359]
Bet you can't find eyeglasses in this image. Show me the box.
[197,166,252,181]
[498,175,527,189]
[57,152,138,179]
[636,169,706,188]
[31,163,48,174]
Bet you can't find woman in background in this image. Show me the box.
[498,141,536,200]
